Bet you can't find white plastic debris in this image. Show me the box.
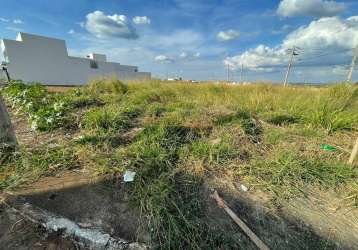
[240,184,248,192]
[123,171,136,182]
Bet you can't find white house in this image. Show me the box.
[0,32,151,85]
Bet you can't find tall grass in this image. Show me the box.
[1,79,357,249]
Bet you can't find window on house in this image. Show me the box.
[134,69,138,72]
[90,60,98,69]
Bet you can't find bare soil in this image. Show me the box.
[0,202,79,250]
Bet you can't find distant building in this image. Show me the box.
[167,77,182,81]
[0,32,151,85]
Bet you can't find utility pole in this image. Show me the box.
[283,46,299,87]
[347,46,358,83]
[240,63,244,83]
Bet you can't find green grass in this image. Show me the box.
[0,145,79,189]
[81,104,140,132]
[1,79,357,249]
[240,151,358,199]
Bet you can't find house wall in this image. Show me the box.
[0,33,151,85]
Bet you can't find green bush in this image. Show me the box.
[64,88,103,108]
[81,105,140,132]
[2,81,69,131]
[87,77,128,95]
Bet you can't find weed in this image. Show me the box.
[1,80,70,131]
[81,104,140,132]
[87,77,128,95]
[0,145,79,189]
[214,111,262,142]
[241,152,358,199]
[64,88,103,108]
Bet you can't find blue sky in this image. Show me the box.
[1,0,358,83]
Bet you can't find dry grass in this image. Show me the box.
[1,79,358,249]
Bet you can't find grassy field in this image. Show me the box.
[1,79,358,249]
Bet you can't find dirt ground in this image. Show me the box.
[46,86,77,93]
[1,100,146,249]
[0,201,79,250]
[0,166,149,249]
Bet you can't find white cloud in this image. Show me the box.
[277,0,345,18]
[133,16,151,25]
[226,16,358,72]
[179,51,200,60]
[68,29,75,35]
[225,45,286,71]
[85,11,138,39]
[0,18,24,24]
[282,17,358,49]
[217,29,240,41]
[13,19,23,24]
[155,55,174,63]
[0,17,9,22]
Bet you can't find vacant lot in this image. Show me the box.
[1,79,358,249]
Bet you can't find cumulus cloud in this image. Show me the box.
[277,0,345,18]
[217,29,240,41]
[68,29,75,35]
[13,19,23,24]
[155,55,174,63]
[85,11,138,39]
[225,45,286,71]
[225,16,358,71]
[133,16,151,25]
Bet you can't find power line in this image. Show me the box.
[297,48,354,62]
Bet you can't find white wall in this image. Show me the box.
[1,33,151,85]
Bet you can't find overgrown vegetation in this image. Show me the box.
[1,79,357,249]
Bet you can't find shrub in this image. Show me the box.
[64,88,103,108]
[87,77,128,95]
[81,105,140,132]
[2,81,69,131]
